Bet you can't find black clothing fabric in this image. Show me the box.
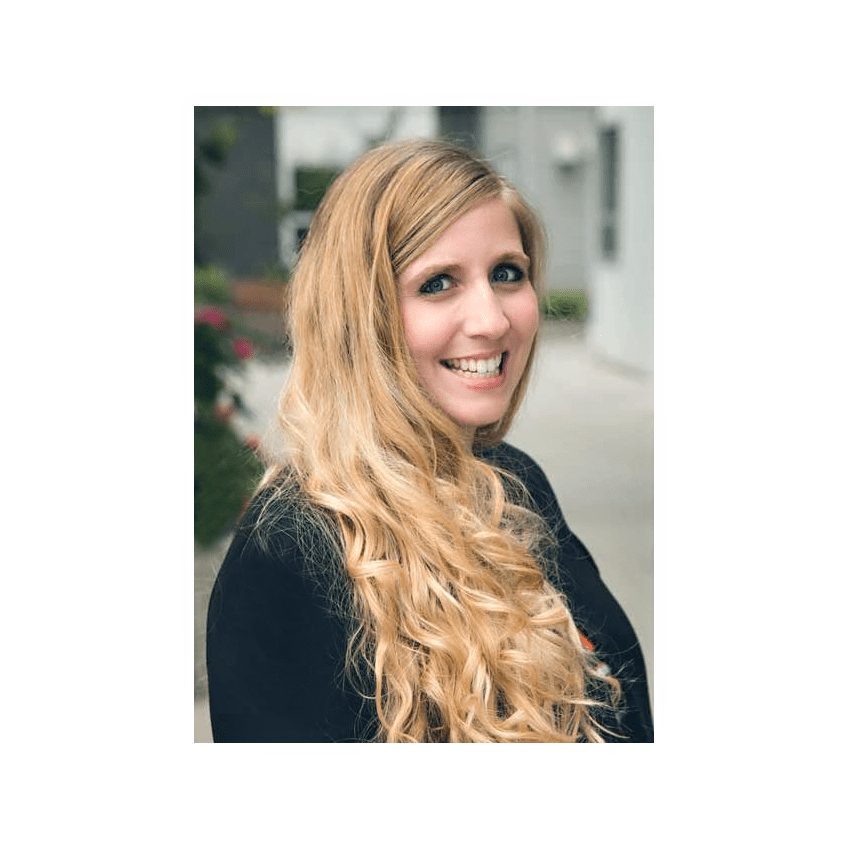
[206,442,654,742]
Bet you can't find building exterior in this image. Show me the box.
[474,106,598,296]
[467,105,653,374]
[267,105,653,373]
[586,106,653,374]
[273,106,437,266]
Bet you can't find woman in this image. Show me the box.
[206,139,653,742]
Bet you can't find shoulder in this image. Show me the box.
[477,440,544,480]
[237,479,339,572]
[476,441,558,515]
[206,483,362,741]
[208,481,345,627]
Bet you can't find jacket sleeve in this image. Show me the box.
[205,521,361,742]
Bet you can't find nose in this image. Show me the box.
[462,281,510,338]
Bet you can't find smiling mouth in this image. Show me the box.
[440,352,507,377]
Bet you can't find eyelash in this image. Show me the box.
[419,263,526,295]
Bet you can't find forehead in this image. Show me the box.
[401,199,524,280]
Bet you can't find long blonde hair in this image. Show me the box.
[260,139,618,741]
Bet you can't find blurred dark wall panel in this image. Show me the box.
[194,106,279,277]
[438,106,481,152]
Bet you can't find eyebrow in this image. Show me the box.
[404,251,531,285]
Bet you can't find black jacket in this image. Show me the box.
[206,442,654,742]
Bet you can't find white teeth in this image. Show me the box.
[443,354,504,377]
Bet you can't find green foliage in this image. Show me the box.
[194,108,281,545]
[194,322,232,404]
[257,261,290,282]
[194,291,265,546]
[541,289,589,321]
[194,265,231,305]
[194,418,263,547]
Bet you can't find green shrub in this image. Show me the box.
[541,289,589,320]
[258,261,290,282]
[194,265,231,305]
[194,419,263,547]
[194,297,264,547]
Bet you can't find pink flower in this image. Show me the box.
[213,402,234,423]
[195,307,227,332]
[233,338,254,360]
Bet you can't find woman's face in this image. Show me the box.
[398,198,539,434]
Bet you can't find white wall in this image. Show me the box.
[479,106,597,293]
[587,106,654,373]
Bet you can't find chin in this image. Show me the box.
[443,403,511,431]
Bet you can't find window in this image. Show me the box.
[438,106,481,152]
[599,126,619,260]
[294,167,341,212]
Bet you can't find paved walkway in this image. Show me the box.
[194,320,653,742]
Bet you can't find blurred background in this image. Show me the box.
[194,105,653,742]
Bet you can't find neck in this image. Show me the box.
[459,424,477,450]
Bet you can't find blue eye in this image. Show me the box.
[420,274,452,295]
[491,264,524,284]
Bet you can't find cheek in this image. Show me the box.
[401,303,449,364]
[400,306,431,368]
[511,287,540,339]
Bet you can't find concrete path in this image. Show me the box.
[194,320,653,741]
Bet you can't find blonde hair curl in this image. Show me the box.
[260,139,619,741]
